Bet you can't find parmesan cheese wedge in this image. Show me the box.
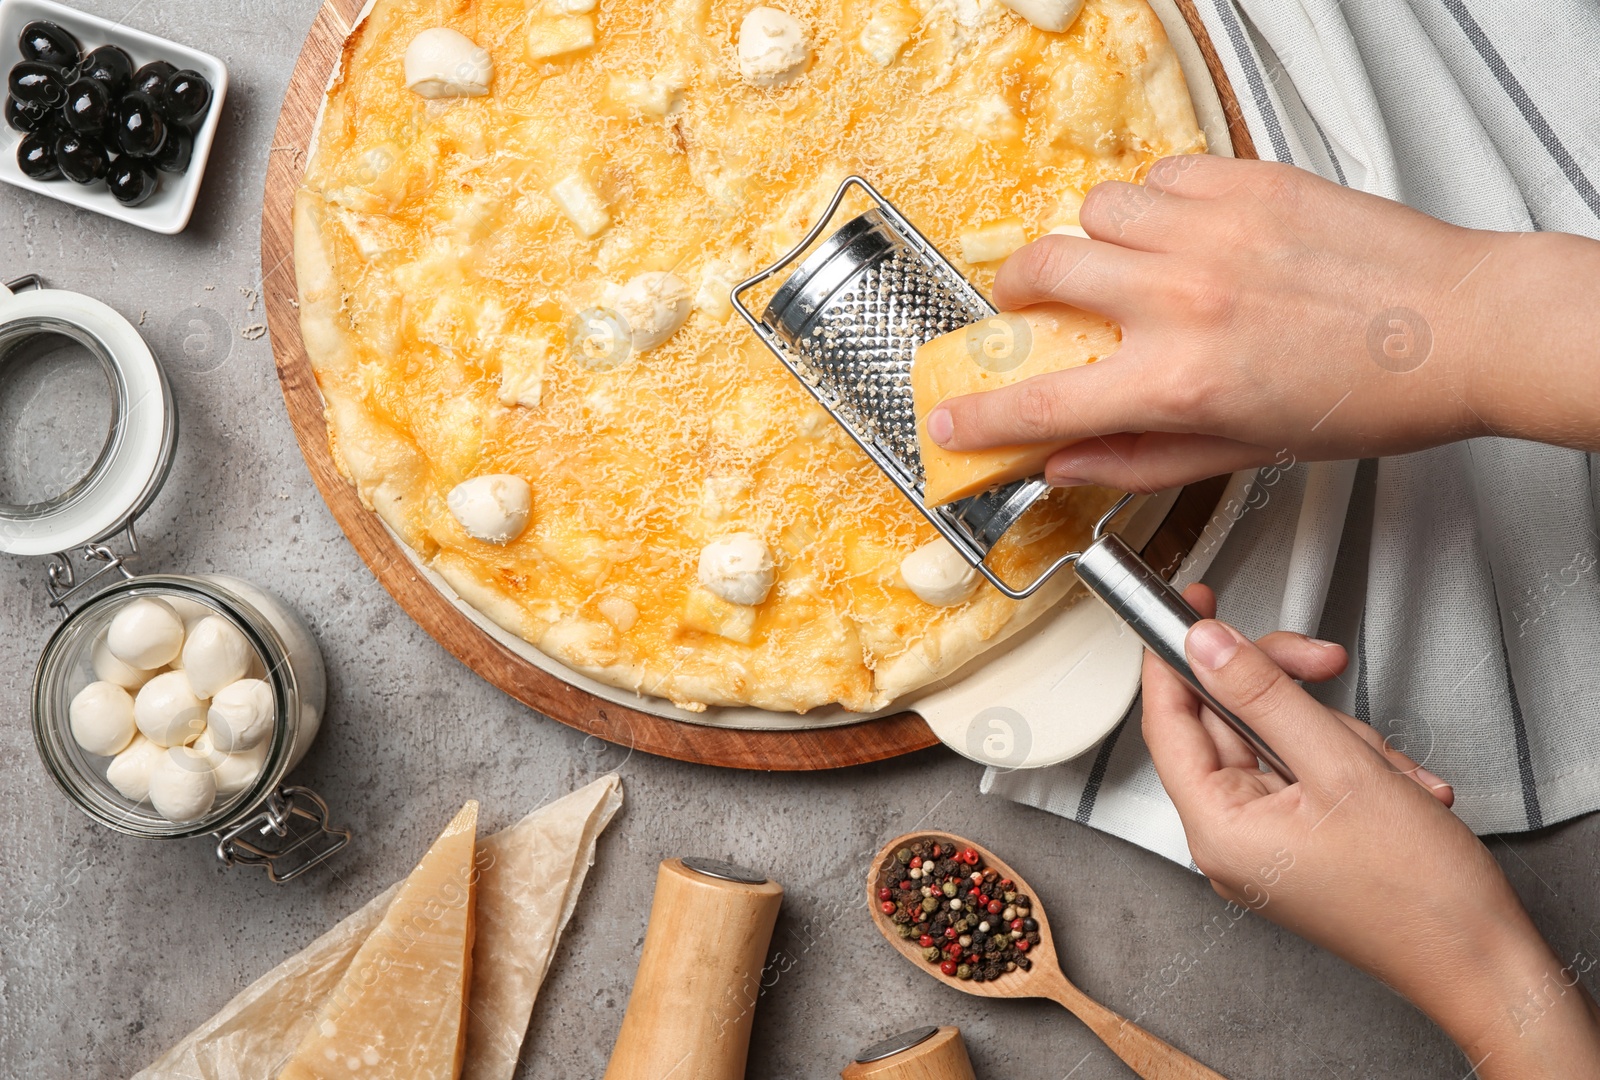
[911,303,1121,507]
[278,801,480,1080]
[133,777,624,1080]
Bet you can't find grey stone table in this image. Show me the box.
[3,4,1597,1077]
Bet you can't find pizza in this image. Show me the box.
[293,0,1204,713]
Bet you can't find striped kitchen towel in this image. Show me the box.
[985,0,1600,867]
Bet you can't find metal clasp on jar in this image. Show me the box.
[215,787,352,884]
[44,521,141,614]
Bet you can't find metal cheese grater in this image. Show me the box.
[732,176,1295,782]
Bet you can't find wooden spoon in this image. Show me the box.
[868,832,1228,1080]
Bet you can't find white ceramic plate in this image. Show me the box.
[0,0,228,234]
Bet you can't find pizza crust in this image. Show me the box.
[294,0,1201,714]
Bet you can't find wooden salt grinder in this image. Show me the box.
[842,1026,977,1080]
[602,858,784,1080]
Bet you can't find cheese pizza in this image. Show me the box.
[294,0,1204,713]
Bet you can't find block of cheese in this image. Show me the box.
[682,585,757,644]
[132,777,625,1080]
[278,800,480,1080]
[911,303,1121,507]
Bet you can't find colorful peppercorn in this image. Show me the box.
[881,837,1038,983]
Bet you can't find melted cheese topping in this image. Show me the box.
[299,0,1202,712]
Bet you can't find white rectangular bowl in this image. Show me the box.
[0,0,228,234]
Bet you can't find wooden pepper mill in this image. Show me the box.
[603,857,784,1080]
[842,1026,977,1080]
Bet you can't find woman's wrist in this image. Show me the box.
[1340,220,1506,455]
[1419,919,1600,1077]
[1455,229,1600,453]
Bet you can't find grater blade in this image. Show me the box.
[732,177,1059,596]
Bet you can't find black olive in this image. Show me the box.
[8,60,69,107]
[18,21,81,68]
[79,45,134,97]
[62,76,113,133]
[153,125,193,173]
[17,130,62,180]
[115,91,168,157]
[5,94,52,133]
[107,157,158,206]
[131,60,177,99]
[55,131,110,184]
[160,69,212,129]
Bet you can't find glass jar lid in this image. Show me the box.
[0,275,175,559]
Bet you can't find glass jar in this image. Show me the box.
[2,274,348,881]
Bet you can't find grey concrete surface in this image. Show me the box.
[3,4,1599,1078]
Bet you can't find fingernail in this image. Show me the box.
[1415,765,1449,791]
[927,409,953,446]
[1187,620,1239,671]
[1308,636,1341,650]
[1049,475,1089,488]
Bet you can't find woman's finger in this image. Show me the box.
[1141,646,1223,813]
[1143,587,1362,802]
[1256,630,1349,685]
[1142,585,1281,810]
[1191,630,1351,773]
[1142,586,1223,796]
[928,356,1156,453]
[1138,152,1262,200]
[1164,588,1273,774]
[1174,624,1352,774]
[1334,714,1455,807]
[1077,180,1198,253]
[991,233,1161,317]
[1044,432,1279,492]
[1193,701,1268,773]
[1183,619,1365,787]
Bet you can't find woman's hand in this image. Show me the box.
[925,156,1600,492]
[1144,584,1600,1077]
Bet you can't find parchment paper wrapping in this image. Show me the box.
[461,776,623,1080]
[132,775,624,1080]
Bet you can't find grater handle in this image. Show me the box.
[1075,532,1298,784]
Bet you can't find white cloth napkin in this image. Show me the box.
[986,0,1600,867]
